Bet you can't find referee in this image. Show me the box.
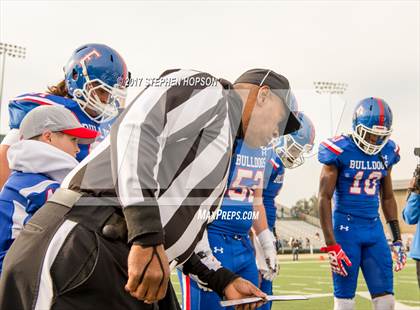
[0,68,300,310]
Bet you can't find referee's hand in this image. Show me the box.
[125,244,170,303]
[224,277,267,310]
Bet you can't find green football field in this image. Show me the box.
[171,257,420,309]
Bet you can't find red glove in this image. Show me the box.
[321,244,352,277]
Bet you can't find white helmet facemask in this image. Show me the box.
[352,124,392,155]
[274,135,313,169]
[72,61,127,124]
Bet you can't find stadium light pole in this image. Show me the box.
[313,81,348,136]
[0,43,27,134]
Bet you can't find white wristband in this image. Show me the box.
[257,228,275,249]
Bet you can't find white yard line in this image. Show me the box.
[303,287,322,291]
[277,274,330,279]
[397,300,420,305]
[280,261,329,265]
[273,290,333,299]
[271,289,419,308]
[395,280,418,284]
[273,290,309,295]
[306,293,334,298]
[356,291,419,310]
[398,276,418,280]
[316,281,332,285]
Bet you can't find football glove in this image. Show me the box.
[391,241,407,272]
[321,244,352,277]
[256,229,278,281]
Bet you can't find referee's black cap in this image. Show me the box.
[234,68,301,135]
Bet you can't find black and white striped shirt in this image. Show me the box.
[62,69,242,264]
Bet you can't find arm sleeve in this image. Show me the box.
[402,192,420,225]
[114,85,167,246]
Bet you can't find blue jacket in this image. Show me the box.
[0,140,78,272]
[402,192,420,260]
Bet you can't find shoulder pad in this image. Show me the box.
[318,135,350,165]
[382,139,400,167]
[11,93,77,108]
[8,93,77,128]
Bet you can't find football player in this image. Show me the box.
[255,111,315,310]
[177,87,299,310]
[0,43,128,187]
[178,123,274,310]
[318,97,406,310]
[178,112,314,310]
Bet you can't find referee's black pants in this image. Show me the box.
[0,199,180,310]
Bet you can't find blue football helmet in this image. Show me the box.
[273,111,315,168]
[64,43,128,123]
[352,97,393,155]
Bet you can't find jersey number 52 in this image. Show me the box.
[228,168,263,202]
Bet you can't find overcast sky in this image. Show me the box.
[0,0,419,206]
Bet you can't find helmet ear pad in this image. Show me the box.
[72,69,78,81]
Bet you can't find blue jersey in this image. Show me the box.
[208,140,268,235]
[262,156,285,229]
[8,93,114,161]
[318,135,400,218]
[0,171,60,272]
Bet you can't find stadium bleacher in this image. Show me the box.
[275,219,324,251]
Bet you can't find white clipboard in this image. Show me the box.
[220,295,308,307]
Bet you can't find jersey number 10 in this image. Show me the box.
[349,171,382,195]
